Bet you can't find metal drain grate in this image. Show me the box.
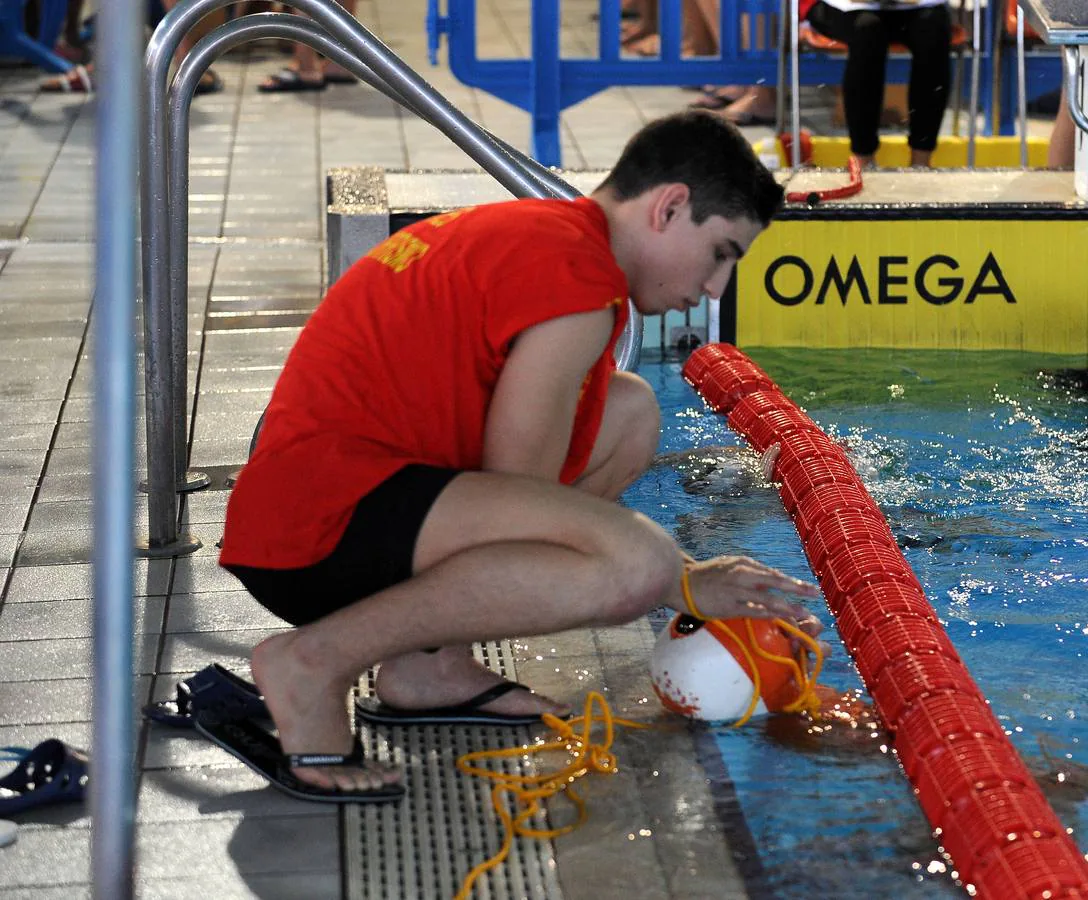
[345,640,564,900]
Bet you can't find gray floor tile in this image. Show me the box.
[35,473,91,503]
[0,424,54,452]
[5,561,171,602]
[0,533,19,568]
[0,634,159,681]
[0,827,90,888]
[138,765,337,823]
[172,554,248,594]
[0,450,46,480]
[0,502,26,532]
[137,871,340,900]
[16,529,95,566]
[0,678,92,725]
[192,410,268,443]
[26,500,93,532]
[0,887,91,899]
[0,596,165,641]
[188,439,250,469]
[158,629,281,675]
[180,491,230,526]
[39,446,90,476]
[135,817,339,878]
[0,676,151,726]
[164,591,283,633]
[0,399,63,427]
[0,721,91,755]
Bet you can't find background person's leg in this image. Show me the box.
[1048,85,1076,168]
[807,3,889,161]
[897,4,951,167]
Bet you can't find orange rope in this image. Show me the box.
[454,569,825,897]
[680,566,706,619]
[710,619,825,726]
[453,691,649,899]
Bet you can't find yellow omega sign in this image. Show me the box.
[737,219,1088,353]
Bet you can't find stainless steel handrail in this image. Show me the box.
[1064,46,1088,134]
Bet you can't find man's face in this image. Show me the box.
[631,197,763,317]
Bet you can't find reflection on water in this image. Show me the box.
[628,349,1088,899]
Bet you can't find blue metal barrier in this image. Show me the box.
[992,44,1062,134]
[0,0,73,73]
[427,0,1000,167]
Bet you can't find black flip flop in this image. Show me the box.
[0,740,88,816]
[195,69,224,96]
[725,112,777,127]
[688,93,732,111]
[143,663,269,729]
[257,68,326,93]
[354,681,556,727]
[323,69,356,85]
[194,714,403,805]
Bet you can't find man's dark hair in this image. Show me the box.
[597,111,784,226]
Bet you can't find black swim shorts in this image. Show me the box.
[223,463,461,626]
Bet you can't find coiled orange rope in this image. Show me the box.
[454,691,649,899]
[716,618,825,726]
[455,569,825,898]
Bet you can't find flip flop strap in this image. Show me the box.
[442,680,531,715]
[287,740,365,770]
[0,747,30,762]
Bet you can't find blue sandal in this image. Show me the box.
[0,740,88,816]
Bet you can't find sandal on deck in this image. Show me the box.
[194,714,404,804]
[40,64,93,93]
[143,663,270,728]
[258,68,326,93]
[0,740,88,816]
[195,69,224,96]
[722,111,777,127]
[355,681,556,727]
[322,64,356,84]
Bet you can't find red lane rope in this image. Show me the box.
[683,343,1088,900]
[785,155,864,205]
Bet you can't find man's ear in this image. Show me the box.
[649,183,691,232]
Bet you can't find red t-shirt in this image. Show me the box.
[219,197,630,569]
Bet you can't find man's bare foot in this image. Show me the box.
[624,33,661,55]
[620,21,655,44]
[375,646,571,718]
[717,88,777,126]
[251,631,401,792]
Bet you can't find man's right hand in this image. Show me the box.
[684,555,822,633]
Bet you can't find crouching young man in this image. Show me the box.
[217,110,822,800]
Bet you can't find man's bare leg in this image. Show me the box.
[1049,86,1076,169]
[253,472,682,790]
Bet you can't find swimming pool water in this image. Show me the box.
[624,348,1088,898]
